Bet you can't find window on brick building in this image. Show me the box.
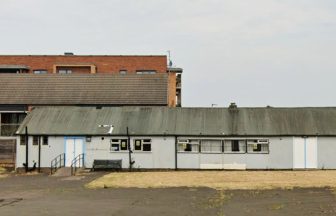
[136,70,156,75]
[33,70,48,74]
[119,70,127,75]
[58,69,72,74]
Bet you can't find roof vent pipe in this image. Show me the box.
[229,102,237,109]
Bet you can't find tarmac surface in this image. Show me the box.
[0,172,336,216]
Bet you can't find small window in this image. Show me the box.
[58,69,72,74]
[247,139,269,153]
[120,139,128,151]
[142,139,151,152]
[20,135,26,145]
[110,139,128,152]
[136,70,157,75]
[134,139,142,151]
[33,70,48,74]
[133,139,152,152]
[224,140,246,153]
[177,139,199,152]
[33,136,39,145]
[42,136,48,145]
[231,140,240,152]
[119,70,127,75]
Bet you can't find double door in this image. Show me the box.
[293,137,317,169]
[65,138,84,167]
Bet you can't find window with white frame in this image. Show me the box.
[58,69,72,74]
[223,140,246,153]
[247,139,269,153]
[201,140,222,153]
[177,139,200,152]
[33,70,48,74]
[133,139,151,152]
[110,139,128,152]
[136,70,157,75]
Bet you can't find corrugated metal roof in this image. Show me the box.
[16,106,336,136]
[0,74,168,105]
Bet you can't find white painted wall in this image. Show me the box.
[16,136,64,168]
[318,137,336,169]
[85,136,175,169]
[15,135,336,170]
[177,137,293,169]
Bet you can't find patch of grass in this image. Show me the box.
[269,204,285,210]
[0,167,8,178]
[0,167,6,174]
[86,170,336,190]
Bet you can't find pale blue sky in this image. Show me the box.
[0,0,335,107]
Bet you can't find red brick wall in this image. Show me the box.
[0,55,167,74]
[168,72,177,107]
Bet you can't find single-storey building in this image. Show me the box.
[16,106,336,171]
[0,73,168,168]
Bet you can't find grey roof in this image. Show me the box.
[0,65,29,70]
[17,106,336,136]
[0,74,168,105]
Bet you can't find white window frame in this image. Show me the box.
[110,139,128,152]
[58,69,72,74]
[223,139,246,154]
[177,139,200,153]
[247,139,269,153]
[33,70,48,74]
[133,139,152,152]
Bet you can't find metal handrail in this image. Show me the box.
[50,153,65,174]
[70,153,85,176]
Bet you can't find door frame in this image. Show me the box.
[293,136,317,169]
[64,137,85,167]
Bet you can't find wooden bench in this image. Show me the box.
[92,159,122,171]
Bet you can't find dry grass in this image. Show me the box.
[86,170,336,190]
[0,167,8,178]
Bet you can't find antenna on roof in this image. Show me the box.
[167,50,173,67]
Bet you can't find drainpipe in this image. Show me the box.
[38,136,41,173]
[127,127,133,171]
[175,136,178,170]
[25,127,28,173]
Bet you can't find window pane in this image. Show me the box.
[111,144,119,151]
[33,136,39,145]
[231,140,239,152]
[43,136,48,145]
[120,140,128,151]
[143,144,151,151]
[134,140,142,150]
[20,135,26,145]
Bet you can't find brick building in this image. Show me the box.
[0,54,182,107]
[0,54,182,168]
